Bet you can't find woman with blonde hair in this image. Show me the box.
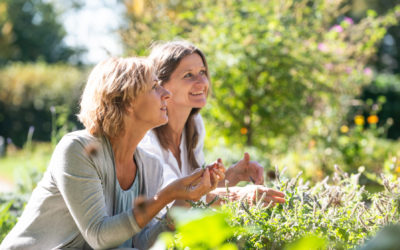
[139,41,285,206]
[1,57,222,249]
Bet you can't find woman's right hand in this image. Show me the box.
[167,166,224,202]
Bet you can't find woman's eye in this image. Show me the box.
[200,70,207,75]
[184,73,193,78]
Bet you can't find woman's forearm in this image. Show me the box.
[133,187,175,228]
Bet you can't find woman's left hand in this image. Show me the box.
[228,185,285,206]
[224,152,264,187]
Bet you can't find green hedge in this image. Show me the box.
[0,62,86,146]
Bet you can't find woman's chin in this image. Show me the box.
[155,116,169,127]
[191,100,207,108]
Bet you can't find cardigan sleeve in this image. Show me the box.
[50,135,141,249]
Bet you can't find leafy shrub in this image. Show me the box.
[0,62,86,146]
[122,0,400,148]
[0,192,28,242]
[156,168,400,249]
[357,73,400,140]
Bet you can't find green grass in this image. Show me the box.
[0,142,53,188]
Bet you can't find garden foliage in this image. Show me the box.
[0,62,86,146]
[121,0,400,148]
[156,167,400,249]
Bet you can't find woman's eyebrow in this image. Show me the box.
[177,66,206,74]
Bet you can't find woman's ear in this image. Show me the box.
[126,102,135,114]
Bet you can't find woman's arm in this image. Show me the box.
[54,137,220,249]
[52,137,140,249]
[133,168,220,227]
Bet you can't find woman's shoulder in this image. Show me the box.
[138,130,164,157]
[49,130,109,172]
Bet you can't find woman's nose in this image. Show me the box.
[161,86,171,100]
[195,74,209,85]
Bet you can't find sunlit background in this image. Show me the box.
[0,0,399,195]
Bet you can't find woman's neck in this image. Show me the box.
[109,119,149,165]
[165,105,192,147]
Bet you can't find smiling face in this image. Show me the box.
[163,53,209,110]
[130,78,171,129]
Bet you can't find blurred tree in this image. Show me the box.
[350,0,400,74]
[120,0,399,148]
[0,0,83,65]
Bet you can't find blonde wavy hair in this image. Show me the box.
[78,57,153,138]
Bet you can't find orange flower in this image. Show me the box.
[240,127,248,135]
[367,115,379,124]
[340,125,349,133]
[395,166,400,173]
[354,115,365,126]
[308,139,316,149]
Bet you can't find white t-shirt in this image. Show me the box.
[138,114,206,189]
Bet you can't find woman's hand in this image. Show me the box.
[168,165,224,202]
[205,158,226,186]
[227,185,285,206]
[224,152,264,187]
[133,167,224,227]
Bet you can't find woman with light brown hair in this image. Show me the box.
[139,40,285,206]
[1,57,223,249]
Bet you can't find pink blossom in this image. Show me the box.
[324,63,334,70]
[318,43,328,52]
[363,67,373,76]
[330,25,343,33]
[343,17,354,25]
[346,67,352,74]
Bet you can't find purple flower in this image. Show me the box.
[330,25,343,33]
[318,43,328,52]
[343,17,354,25]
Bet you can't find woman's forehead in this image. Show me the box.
[175,53,206,73]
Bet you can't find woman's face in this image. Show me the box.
[131,78,171,128]
[163,53,209,109]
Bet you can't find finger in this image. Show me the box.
[255,166,264,185]
[211,168,225,181]
[272,197,286,203]
[264,196,286,204]
[184,168,205,184]
[210,172,219,189]
[266,189,285,198]
[265,195,286,204]
[262,201,276,208]
[189,169,211,200]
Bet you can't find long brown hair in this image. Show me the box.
[149,40,210,171]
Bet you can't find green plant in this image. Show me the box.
[0,192,27,242]
[0,202,17,242]
[0,61,85,146]
[157,167,400,249]
[121,0,400,149]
